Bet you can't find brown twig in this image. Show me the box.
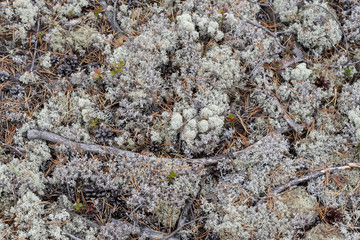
[164,216,208,240]
[62,232,83,240]
[110,219,179,240]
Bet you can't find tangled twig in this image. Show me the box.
[63,232,83,240]
[164,217,208,240]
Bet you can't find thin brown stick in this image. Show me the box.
[100,0,124,35]
[0,140,24,156]
[110,218,179,240]
[62,232,83,240]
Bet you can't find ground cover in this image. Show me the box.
[0,0,360,239]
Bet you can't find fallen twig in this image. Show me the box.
[175,176,207,238]
[110,219,179,240]
[30,19,41,72]
[63,232,83,240]
[163,217,208,240]
[245,19,285,50]
[100,0,124,35]
[0,140,24,156]
[23,128,289,166]
[255,163,360,207]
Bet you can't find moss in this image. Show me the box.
[281,187,318,219]
[71,26,97,52]
[305,223,340,240]
[154,200,181,227]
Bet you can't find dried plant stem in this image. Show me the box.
[164,217,208,240]
[256,163,360,207]
[110,219,179,240]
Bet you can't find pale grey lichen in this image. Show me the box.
[176,13,199,40]
[13,0,40,30]
[273,0,299,23]
[9,191,48,240]
[6,191,96,240]
[348,107,360,141]
[40,52,52,69]
[100,220,140,240]
[222,133,299,197]
[200,44,244,90]
[48,25,98,53]
[290,4,342,56]
[154,200,182,227]
[3,0,360,238]
[206,203,293,239]
[192,13,224,41]
[19,72,39,84]
[295,130,348,167]
[54,0,89,19]
[170,112,183,130]
[160,89,230,157]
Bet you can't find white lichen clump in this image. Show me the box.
[170,112,183,130]
[40,53,52,69]
[19,72,39,84]
[176,13,199,40]
[348,107,360,141]
[273,0,299,23]
[291,4,342,55]
[13,0,40,30]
